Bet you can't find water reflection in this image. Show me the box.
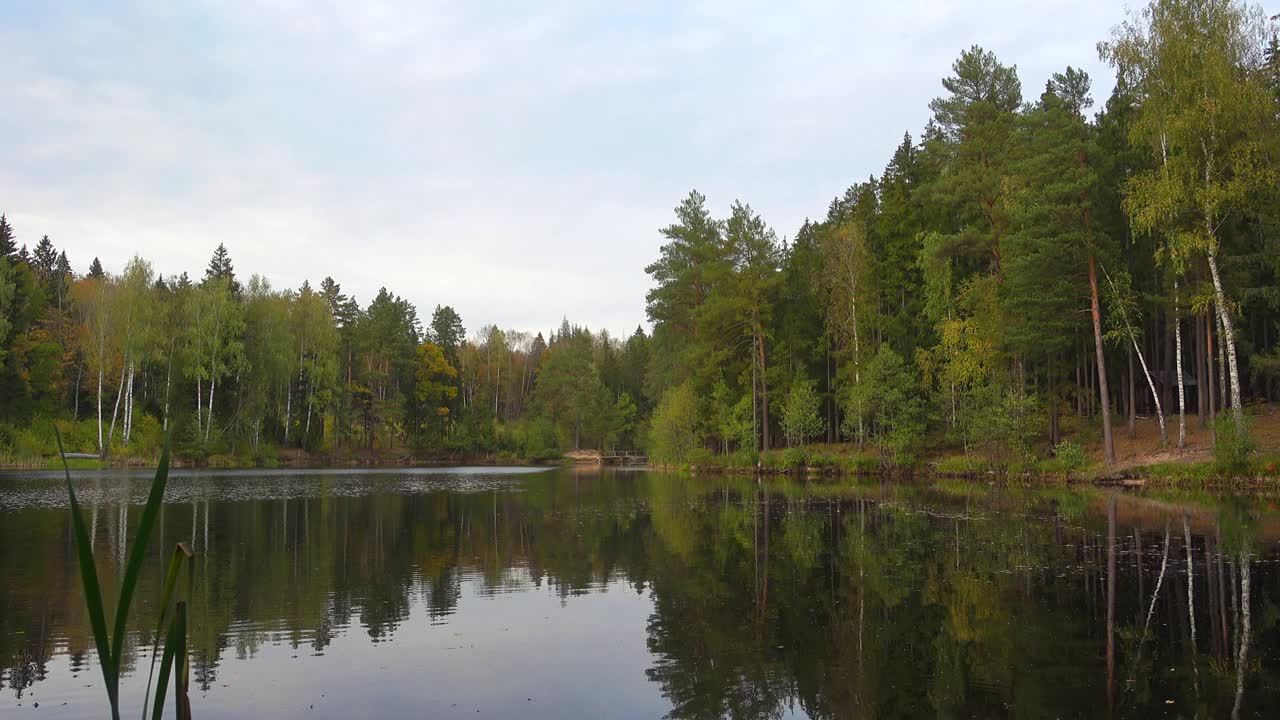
[0,468,1277,718]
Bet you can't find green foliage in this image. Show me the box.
[413,341,459,445]
[780,376,824,448]
[1212,415,1256,476]
[847,345,927,464]
[782,445,809,468]
[971,389,1042,468]
[1050,440,1089,478]
[648,383,702,465]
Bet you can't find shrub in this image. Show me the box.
[1212,416,1255,477]
[782,446,808,469]
[1051,440,1088,478]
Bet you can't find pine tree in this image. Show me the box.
[926,45,1023,277]
[645,190,725,393]
[429,305,465,363]
[88,257,105,278]
[1004,68,1117,462]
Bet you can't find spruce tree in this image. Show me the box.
[204,243,239,292]
[88,257,105,278]
[0,214,15,259]
[32,235,57,279]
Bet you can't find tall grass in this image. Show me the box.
[56,430,193,720]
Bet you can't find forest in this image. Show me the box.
[2,0,1280,471]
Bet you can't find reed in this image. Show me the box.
[56,430,193,720]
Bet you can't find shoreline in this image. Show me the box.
[6,452,1278,494]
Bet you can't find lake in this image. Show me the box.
[1,466,1277,718]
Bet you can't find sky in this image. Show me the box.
[0,0,1127,339]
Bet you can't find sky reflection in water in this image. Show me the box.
[0,467,1277,718]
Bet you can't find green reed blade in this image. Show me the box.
[142,542,193,720]
[149,612,180,720]
[110,441,171,672]
[56,428,119,716]
[174,602,190,720]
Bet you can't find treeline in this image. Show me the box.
[644,0,1280,467]
[0,235,649,461]
[4,0,1279,469]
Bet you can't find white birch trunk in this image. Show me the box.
[123,361,135,445]
[1175,281,1186,448]
[1132,334,1168,447]
[205,376,216,442]
[106,360,127,450]
[195,376,203,438]
[97,365,104,457]
[1232,551,1251,720]
[1206,252,1244,431]
[284,379,292,444]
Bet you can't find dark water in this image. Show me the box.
[1,467,1279,719]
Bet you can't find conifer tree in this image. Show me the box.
[0,214,17,259]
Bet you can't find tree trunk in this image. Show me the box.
[74,362,83,422]
[1106,497,1116,713]
[106,361,127,451]
[1128,346,1137,439]
[1103,265,1167,446]
[195,376,203,438]
[1216,307,1228,414]
[1206,252,1244,431]
[1196,313,1207,429]
[284,379,293,445]
[205,376,216,443]
[1088,253,1115,465]
[96,364,104,458]
[1133,334,1168,447]
[1184,515,1199,671]
[1233,551,1251,720]
[751,345,759,453]
[757,328,771,452]
[162,342,174,432]
[123,361,135,445]
[1048,360,1060,446]
[1206,309,1217,426]
[1174,281,1186,449]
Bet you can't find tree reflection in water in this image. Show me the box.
[0,468,1276,718]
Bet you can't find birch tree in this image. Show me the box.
[1101,0,1276,434]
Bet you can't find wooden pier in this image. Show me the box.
[599,450,647,465]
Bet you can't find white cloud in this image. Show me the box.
[0,0,1123,336]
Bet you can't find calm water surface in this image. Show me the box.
[1,466,1278,718]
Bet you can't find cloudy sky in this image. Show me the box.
[1,0,1126,338]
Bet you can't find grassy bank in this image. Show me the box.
[657,405,1280,488]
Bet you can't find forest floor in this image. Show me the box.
[1097,403,1280,476]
